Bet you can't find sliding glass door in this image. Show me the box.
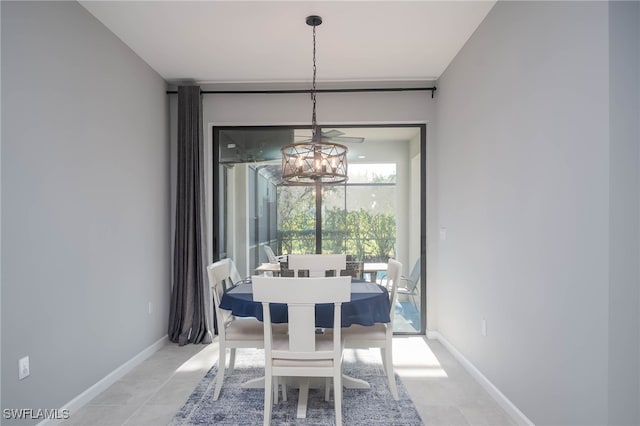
[213,125,426,334]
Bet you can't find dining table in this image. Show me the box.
[363,262,388,283]
[220,279,390,327]
[219,278,391,418]
[253,262,282,276]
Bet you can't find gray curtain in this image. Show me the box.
[169,85,211,345]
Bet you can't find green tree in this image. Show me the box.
[345,209,370,261]
[277,186,314,254]
[368,213,396,261]
[323,207,347,254]
[277,186,396,261]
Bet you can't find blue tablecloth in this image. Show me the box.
[219,280,391,328]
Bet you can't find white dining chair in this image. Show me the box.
[263,245,286,264]
[342,258,402,400]
[398,258,420,308]
[252,275,351,426]
[207,259,276,400]
[287,253,346,277]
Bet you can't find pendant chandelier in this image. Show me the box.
[281,16,348,185]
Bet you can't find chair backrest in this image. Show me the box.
[263,245,279,264]
[253,276,351,357]
[288,254,347,278]
[228,258,243,285]
[342,260,364,280]
[386,259,402,324]
[405,258,421,290]
[207,259,237,338]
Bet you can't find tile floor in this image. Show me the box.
[62,337,516,426]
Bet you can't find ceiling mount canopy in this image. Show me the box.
[305,14,322,27]
[281,15,348,185]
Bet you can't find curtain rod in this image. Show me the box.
[166,86,437,98]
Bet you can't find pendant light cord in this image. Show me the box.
[311,23,318,142]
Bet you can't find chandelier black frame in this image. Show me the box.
[280,15,349,185]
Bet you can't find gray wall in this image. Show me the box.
[436,2,615,424]
[1,1,170,421]
[609,2,640,425]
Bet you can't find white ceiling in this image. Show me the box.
[80,1,495,86]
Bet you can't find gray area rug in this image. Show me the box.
[173,348,423,425]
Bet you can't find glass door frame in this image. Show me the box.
[212,123,427,335]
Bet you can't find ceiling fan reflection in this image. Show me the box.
[295,129,365,144]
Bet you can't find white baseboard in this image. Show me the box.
[427,331,534,426]
[425,329,439,340]
[37,335,169,426]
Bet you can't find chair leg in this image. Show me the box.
[213,347,226,400]
[273,377,279,403]
[273,377,286,403]
[297,379,310,419]
[264,373,273,426]
[384,345,399,400]
[228,348,237,375]
[325,377,331,401]
[333,374,342,426]
[380,347,387,374]
[281,378,287,402]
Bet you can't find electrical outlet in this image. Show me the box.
[18,356,30,380]
[439,227,447,241]
[148,302,152,315]
[481,318,487,337]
